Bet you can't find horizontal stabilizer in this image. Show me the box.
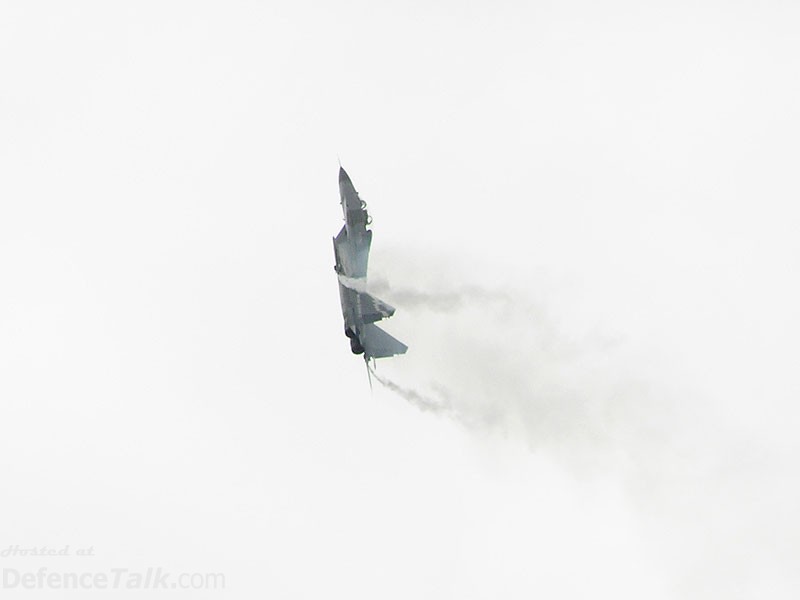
[361,323,408,359]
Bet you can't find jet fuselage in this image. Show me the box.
[332,167,407,361]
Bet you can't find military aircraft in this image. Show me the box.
[333,166,408,363]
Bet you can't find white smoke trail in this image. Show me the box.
[367,363,452,416]
[368,276,515,313]
[365,266,800,596]
[367,276,637,466]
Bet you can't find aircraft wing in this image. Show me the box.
[355,290,395,324]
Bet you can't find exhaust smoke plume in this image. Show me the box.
[368,273,642,467]
[368,363,452,416]
[366,259,800,596]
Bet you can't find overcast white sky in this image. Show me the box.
[2,1,800,598]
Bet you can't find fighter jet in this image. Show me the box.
[333,166,408,362]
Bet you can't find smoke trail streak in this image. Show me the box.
[368,277,514,313]
[367,363,452,416]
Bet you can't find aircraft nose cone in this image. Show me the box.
[339,167,351,184]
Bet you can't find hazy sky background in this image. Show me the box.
[2,1,799,598]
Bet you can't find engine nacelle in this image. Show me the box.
[350,337,364,355]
